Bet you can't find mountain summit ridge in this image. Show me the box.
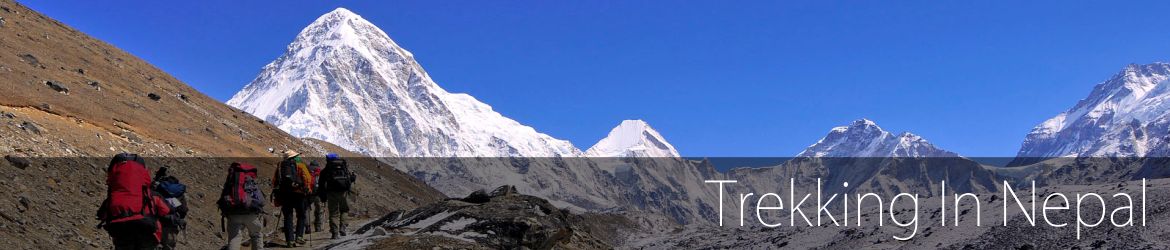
[798,118,958,157]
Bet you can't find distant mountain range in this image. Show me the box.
[226,6,1168,238]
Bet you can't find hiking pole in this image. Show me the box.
[259,212,268,247]
[273,211,282,247]
[305,200,313,248]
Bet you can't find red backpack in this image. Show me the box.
[98,153,162,228]
[218,162,265,214]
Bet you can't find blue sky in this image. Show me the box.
[21,1,1170,156]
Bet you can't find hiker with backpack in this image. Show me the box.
[97,153,173,250]
[272,150,314,247]
[217,162,266,250]
[306,161,324,233]
[152,167,188,250]
[319,153,356,239]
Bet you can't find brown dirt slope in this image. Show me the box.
[0,1,444,249]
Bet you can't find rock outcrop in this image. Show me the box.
[328,186,610,250]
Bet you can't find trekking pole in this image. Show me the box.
[306,200,314,248]
[260,212,268,246]
[273,211,283,246]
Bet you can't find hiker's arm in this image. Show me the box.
[319,166,332,190]
[271,166,280,189]
[177,196,189,218]
[270,168,282,203]
[152,196,171,216]
[95,198,109,220]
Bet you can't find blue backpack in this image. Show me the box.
[156,177,186,198]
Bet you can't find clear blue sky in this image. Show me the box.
[21,1,1170,156]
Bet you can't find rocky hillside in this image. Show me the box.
[0,1,443,249]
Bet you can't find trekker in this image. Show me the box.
[97,153,172,250]
[216,162,266,250]
[319,153,356,239]
[307,161,324,233]
[272,150,313,247]
[152,167,188,250]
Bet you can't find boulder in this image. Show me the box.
[460,189,491,204]
[18,121,41,135]
[488,185,518,197]
[44,81,68,94]
[5,155,30,170]
[18,54,38,66]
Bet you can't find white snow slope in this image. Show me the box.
[1013,62,1170,164]
[226,8,579,157]
[585,120,680,158]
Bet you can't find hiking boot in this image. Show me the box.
[295,238,307,245]
[340,230,347,236]
[331,232,339,240]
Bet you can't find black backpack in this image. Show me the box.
[324,159,355,192]
[278,158,306,193]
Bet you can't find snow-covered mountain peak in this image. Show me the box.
[294,7,398,48]
[849,118,881,129]
[303,7,372,36]
[226,8,580,157]
[799,119,957,157]
[823,118,885,140]
[585,120,680,157]
[1013,62,1170,164]
[853,118,879,126]
[321,7,359,19]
